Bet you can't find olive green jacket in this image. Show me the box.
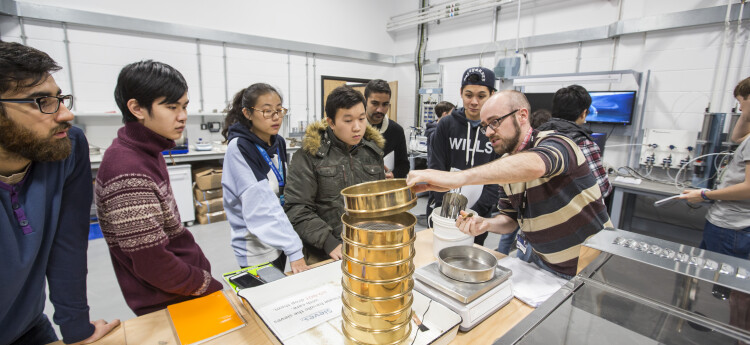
[284,120,386,263]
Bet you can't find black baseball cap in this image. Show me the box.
[461,67,496,91]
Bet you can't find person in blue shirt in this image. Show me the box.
[222,83,309,273]
[0,42,119,344]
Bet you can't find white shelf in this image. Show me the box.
[75,112,226,118]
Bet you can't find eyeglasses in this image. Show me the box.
[0,95,74,114]
[249,107,288,119]
[479,109,518,135]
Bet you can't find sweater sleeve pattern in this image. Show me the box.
[97,174,183,252]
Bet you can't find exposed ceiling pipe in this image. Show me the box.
[708,0,734,113]
[515,0,521,53]
[415,0,429,128]
[491,5,499,42]
[305,53,310,125]
[735,0,747,93]
[388,0,508,32]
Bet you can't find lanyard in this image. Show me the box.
[255,144,285,206]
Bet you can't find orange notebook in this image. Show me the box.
[167,291,246,345]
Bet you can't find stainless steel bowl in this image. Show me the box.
[438,245,497,283]
[341,179,417,219]
[342,212,415,247]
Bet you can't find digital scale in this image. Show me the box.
[414,261,514,331]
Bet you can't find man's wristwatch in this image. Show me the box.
[700,188,711,201]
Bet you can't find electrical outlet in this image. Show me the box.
[200,123,208,130]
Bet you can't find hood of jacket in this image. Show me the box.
[424,121,438,139]
[302,119,385,156]
[536,118,594,142]
[449,107,471,126]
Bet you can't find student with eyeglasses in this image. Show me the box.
[0,41,119,345]
[409,90,612,280]
[221,83,309,273]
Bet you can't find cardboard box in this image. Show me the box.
[197,210,226,224]
[195,197,224,214]
[194,167,222,190]
[194,187,223,202]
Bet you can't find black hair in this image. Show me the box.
[0,42,61,116]
[552,84,592,122]
[434,101,455,118]
[325,85,365,124]
[529,109,552,129]
[222,83,282,140]
[364,79,391,100]
[114,60,188,123]
[734,76,750,100]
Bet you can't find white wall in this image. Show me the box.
[0,0,417,149]
[389,0,750,168]
[2,0,749,168]
[16,0,400,54]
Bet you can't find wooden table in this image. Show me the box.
[52,230,537,345]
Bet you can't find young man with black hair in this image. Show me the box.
[96,60,223,316]
[0,41,119,345]
[284,85,385,263]
[537,84,611,198]
[427,67,499,245]
[364,79,409,178]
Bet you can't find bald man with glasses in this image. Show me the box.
[408,90,612,280]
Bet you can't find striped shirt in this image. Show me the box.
[498,130,612,276]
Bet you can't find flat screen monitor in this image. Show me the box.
[525,93,555,114]
[525,91,636,125]
[586,91,636,125]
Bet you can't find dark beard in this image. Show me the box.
[0,115,72,162]
[369,112,385,125]
[492,117,521,156]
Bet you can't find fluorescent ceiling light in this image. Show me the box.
[510,73,623,86]
[387,0,509,32]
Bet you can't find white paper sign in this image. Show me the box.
[257,283,342,341]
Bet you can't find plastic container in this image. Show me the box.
[432,230,474,258]
[430,207,476,239]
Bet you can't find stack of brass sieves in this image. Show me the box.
[340,180,417,345]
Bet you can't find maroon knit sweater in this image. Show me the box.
[95,122,222,316]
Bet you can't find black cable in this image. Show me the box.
[410,299,433,345]
[606,125,616,140]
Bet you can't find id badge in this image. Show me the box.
[516,233,527,254]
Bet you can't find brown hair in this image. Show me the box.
[734,76,750,100]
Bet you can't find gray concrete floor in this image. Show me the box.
[43,194,500,337]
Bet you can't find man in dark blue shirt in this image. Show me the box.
[0,42,119,344]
